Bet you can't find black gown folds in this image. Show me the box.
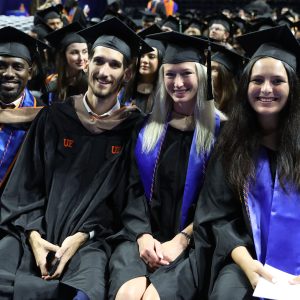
[109,126,199,299]
[0,97,141,300]
[193,155,259,299]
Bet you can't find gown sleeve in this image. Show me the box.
[193,154,253,294]
[0,107,57,238]
[119,125,152,241]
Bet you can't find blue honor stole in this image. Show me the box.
[247,148,300,275]
[0,88,35,186]
[135,114,220,230]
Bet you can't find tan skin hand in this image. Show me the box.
[161,233,189,263]
[231,246,276,289]
[43,232,88,280]
[28,231,60,277]
[137,233,169,270]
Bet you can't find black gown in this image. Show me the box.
[193,149,277,299]
[109,126,198,299]
[0,97,141,300]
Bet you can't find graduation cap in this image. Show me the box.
[277,15,294,28]
[211,47,248,76]
[185,18,204,36]
[45,22,86,51]
[78,17,152,63]
[102,8,138,32]
[140,10,157,23]
[0,26,49,64]
[248,14,276,32]
[206,13,236,35]
[138,25,165,58]
[147,31,221,100]
[36,5,62,22]
[161,15,180,32]
[236,25,300,71]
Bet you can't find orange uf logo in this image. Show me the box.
[63,138,74,148]
[111,145,122,154]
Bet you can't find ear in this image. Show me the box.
[224,31,230,40]
[123,65,133,83]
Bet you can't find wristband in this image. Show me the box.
[180,231,191,243]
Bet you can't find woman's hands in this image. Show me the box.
[231,246,276,289]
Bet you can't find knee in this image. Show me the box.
[142,284,160,300]
[116,279,147,300]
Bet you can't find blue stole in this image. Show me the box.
[247,148,300,275]
[0,88,35,186]
[135,114,220,230]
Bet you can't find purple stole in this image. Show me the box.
[135,114,220,230]
[247,148,300,275]
[0,88,35,186]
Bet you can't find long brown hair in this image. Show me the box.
[215,57,300,195]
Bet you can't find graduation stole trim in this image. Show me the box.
[135,114,220,230]
[0,88,35,186]
[245,148,300,275]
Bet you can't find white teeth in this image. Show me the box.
[258,97,274,102]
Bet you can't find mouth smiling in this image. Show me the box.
[257,97,277,102]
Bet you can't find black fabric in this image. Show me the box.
[0,97,142,299]
[193,155,254,298]
[210,263,254,300]
[109,125,196,298]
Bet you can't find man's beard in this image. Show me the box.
[0,88,22,103]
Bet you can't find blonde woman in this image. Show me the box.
[109,32,223,300]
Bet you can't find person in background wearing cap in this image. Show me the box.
[193,25,300,299]
[161,15,180,32]
[119,25,165,113]
[109,31,223,300]
[35,5,65,31]
[45,22,88,103]
[0,27,46,199]
[207,14,234,49]
[211,47,246,115]
[0,17,151,300]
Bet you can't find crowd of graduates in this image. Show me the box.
[0,0,300,299]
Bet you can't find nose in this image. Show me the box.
[141,56,149,65]
[98,63,109,78]
[174,74,183,88]
[3,66,14,78]
[261,80,272,94]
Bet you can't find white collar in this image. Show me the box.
[82,93,120,118]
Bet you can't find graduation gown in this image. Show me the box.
[0,97,141,300]
[192,148,281,299]
[109,114,220,299]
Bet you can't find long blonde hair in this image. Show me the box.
[142,62,216,154]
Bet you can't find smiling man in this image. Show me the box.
[0,17,151,300]
[0,27,46,196]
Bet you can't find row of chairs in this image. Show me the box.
[0,15,34,32]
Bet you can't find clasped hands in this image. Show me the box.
[28,231,88,280]
[137,233,188,270]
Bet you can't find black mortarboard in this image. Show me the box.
[277,15,293,28]
[0,26,48,64]
[248,14,276,32]
[236,25,300,71]
[45,22,86,51]
[138,25,165,57]
[161,16,180,32]
[206,13,236,34]
[140,10,157,23]
[211,47,248,76]
[78,17,152,63]
[147,31,212,64]
[102,8,138,32]
[36,5,62,22]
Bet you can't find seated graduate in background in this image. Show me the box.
[0,27,46,197]
[0,17,151,300]
[211,47,247,116]
[193,25,300,300]
[119,24,165,114]
[45,22,88,104]
[109,31,224,300]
